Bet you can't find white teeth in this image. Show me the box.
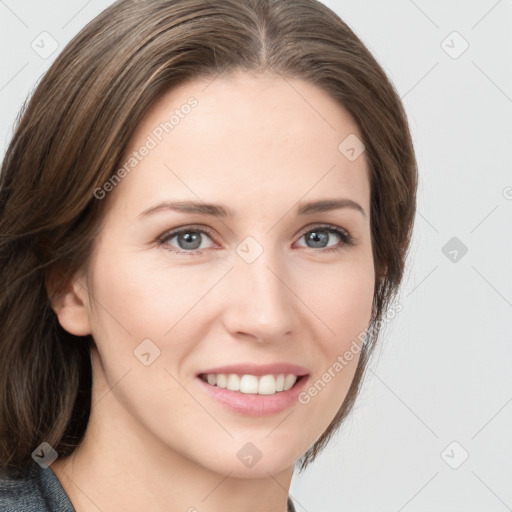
[227,374,240,392]
[216,374,227,388]
[202,373,299,395]
[258,374,277,395]
[276,374,285,392]
[240,375,258,393]
[284,374,296,391]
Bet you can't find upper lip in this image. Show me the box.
[197,363,310,377]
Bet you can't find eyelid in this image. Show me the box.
[295,222,352,241]
[157,224,218,247]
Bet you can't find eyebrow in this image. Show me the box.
[137,198,366,219]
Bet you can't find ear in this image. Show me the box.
[46,266,92,336]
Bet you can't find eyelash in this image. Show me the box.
[157,223,355,256]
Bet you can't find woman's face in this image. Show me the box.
[69,71,375,476]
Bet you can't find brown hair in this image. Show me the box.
[0,0,417,478]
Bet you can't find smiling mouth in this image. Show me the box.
[198,373,307,395]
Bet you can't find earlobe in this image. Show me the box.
[46,267,92,336]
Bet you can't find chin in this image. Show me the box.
[183,438,303,478]
[206,455,297,479]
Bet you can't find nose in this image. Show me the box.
[221,247,297,344]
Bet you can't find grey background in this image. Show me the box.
[1,1,511,511]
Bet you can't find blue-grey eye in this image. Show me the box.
[297,226,351,249]
[160,228,214,252]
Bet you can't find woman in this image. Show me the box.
[0,0,417,510]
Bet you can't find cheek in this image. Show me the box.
[90,245,227,333]
[292,260,373,421]
[298,257,375,345]
[85,250,222,446]
[87,247,232,381]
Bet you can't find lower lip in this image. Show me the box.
[196,375,309,416]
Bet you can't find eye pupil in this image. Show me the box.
[307,230,329,248]
[178,232,201,250]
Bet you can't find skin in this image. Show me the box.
[50,70,375,512]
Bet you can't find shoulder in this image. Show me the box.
[0,463,43,512]
[0,462,75,512]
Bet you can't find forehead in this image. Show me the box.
[108,71,370,218]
